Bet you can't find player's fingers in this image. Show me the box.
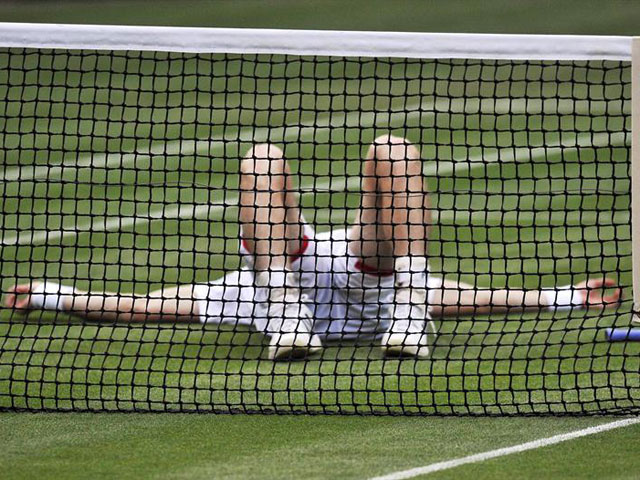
[586,277,616,289]
[3,284,20,307]
[602,287,622,304]
[585,281,621,306]
[3,283,39,309]
[12,283,35,295]
[584,278,604,289]
[586,290,602,305]
[3,292,17,307]
[14,297,33,309]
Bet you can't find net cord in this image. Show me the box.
[0,22,632,60]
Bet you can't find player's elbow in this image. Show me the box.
[240,144,290,193]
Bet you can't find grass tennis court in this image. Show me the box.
[1,413,639,479]
[1,1,640,478]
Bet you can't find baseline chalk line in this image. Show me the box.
[369,417,640,480]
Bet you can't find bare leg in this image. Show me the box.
[238,143,320,360]
[352,136,432,358]
[349,135,430,271]
[239,143,304,271]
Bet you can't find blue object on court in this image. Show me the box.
[605,328,640,342]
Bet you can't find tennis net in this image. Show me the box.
[0,24,638,414]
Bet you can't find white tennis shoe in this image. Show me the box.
[381,259,436,359]
[256,271,322,360]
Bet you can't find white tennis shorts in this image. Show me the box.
[194,227,441,341]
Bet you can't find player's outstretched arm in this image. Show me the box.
[3,282,201,323]
[429,277,621,318]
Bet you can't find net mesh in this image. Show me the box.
[0,46,638,414]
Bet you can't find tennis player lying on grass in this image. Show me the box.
[4,136,621,360]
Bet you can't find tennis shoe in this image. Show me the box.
[256,272,322,360]
[381,267,435,358]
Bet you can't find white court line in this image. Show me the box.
[319,207,630,226]
[4,202,230,246]
[0,100,427,184]
[369,417,640,480]
[0,139,192,183]
[0,96,625,183]
[327,130,628,192]
[0,130,628,246]
[427,97,628,116]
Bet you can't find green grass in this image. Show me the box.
[3,0,640,35]
[1,413,639,479]
[1,1,640,479]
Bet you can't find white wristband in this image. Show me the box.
[543,285,583,310]
[30,282,76,311]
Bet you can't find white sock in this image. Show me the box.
[30,282,76,311]
[542,285,583,310]
[396,256,427,272]
[395,256,428,288]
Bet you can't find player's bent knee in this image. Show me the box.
[373,134,407,146]
[370,135,419,171]
[241,148,287,177]
[244,143,284,162]
[370,153,415,179]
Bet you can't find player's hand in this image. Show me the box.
[574,278,621,307]
[3,282,42,310]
